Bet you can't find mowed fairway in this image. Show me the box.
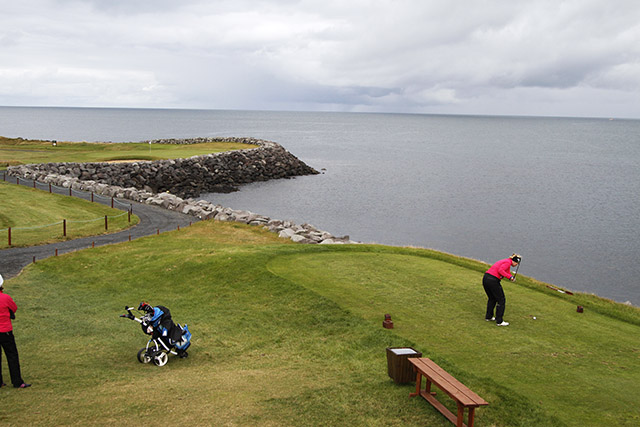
[1,220,638,426]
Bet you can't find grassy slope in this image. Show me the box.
[0,181,138,248]
[0,136,256,167]
[1,221,638,426]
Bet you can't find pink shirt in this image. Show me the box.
[0,292,18,332]
[486,258,513,280]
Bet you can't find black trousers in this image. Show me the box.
[482,273,506,323]
[0,330,24,387]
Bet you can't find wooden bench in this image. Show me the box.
[409,358,488,427]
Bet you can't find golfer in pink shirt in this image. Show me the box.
[482,254,521,326]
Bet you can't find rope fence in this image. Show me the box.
[2,173,134,246]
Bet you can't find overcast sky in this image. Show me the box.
[1,0,639,118]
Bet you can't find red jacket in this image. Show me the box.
[0,292,18,332]
[486,258,513,280]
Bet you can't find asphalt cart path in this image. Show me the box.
[1,176,199,279]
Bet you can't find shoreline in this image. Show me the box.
[5,138,639,308]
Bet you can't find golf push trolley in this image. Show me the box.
[120,304,191,367]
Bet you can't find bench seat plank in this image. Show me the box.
[410,358,488,407]
[409,358,488,427]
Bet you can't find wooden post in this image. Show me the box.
[55,249,58,256]
[16,177,19,185]
[8,227,11,246]
[49,183,52,193]
[457,403,464,427]
[33,256,36,263]
[157,229,159,235]
[33,180,36,188]
[69,187,72,196]
[63,219,66,237]
[92,241,95,248]
[91,192,94,202]
[105,215,108,231]
[128,210,131,222]
[111,197,114,208]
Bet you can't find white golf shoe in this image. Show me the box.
[485,317,495,321]
[496,321,510,326]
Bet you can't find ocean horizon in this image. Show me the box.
[1,106,639,306]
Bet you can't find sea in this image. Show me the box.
[1,106,639,306]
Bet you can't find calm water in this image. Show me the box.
[1,106,639,305]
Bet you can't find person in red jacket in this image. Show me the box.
[0,273,31,388]
[482,254,521,326]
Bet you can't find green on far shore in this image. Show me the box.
[2,220,639,426]
[0,136,256,168]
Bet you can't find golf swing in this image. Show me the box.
[482,254,521,326]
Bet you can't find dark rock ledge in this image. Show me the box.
[7,137,354,244]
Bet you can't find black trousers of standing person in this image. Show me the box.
[482,273,506,324]
[0,331,24,387]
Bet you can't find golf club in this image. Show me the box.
[512,259,521,280]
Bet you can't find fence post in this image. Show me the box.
[111,197,114,208]
[69,187,72,196]
[128,210,131,222]
[105,215,108,231]
[8,227,11,246]
[16,177,19,185]
[33,180,36,188]
[91,192,94,202]
[63,219,66,237]
[49,183,52,193]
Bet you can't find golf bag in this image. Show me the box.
[120,305,191,366]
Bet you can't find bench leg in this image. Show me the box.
[409,371,422,397]
[456,402,464,427]
[468,407,476,427]
[426,378,436,396]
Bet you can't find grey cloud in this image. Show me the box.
[1,1,640,117]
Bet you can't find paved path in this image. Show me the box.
[1,176,199,279]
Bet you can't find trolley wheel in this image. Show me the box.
[137,348,151,364]
[153,352,169,366]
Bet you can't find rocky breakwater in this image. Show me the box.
[7,137,355,245]
[10,137,318,199]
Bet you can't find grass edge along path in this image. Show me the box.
[0,180,139,248]
[1,222,638,426]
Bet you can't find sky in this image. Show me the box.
[1,0,639,118]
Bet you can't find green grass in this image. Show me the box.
[0,181,139,248]
[1,221,638,426]
[0,136,256,168]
